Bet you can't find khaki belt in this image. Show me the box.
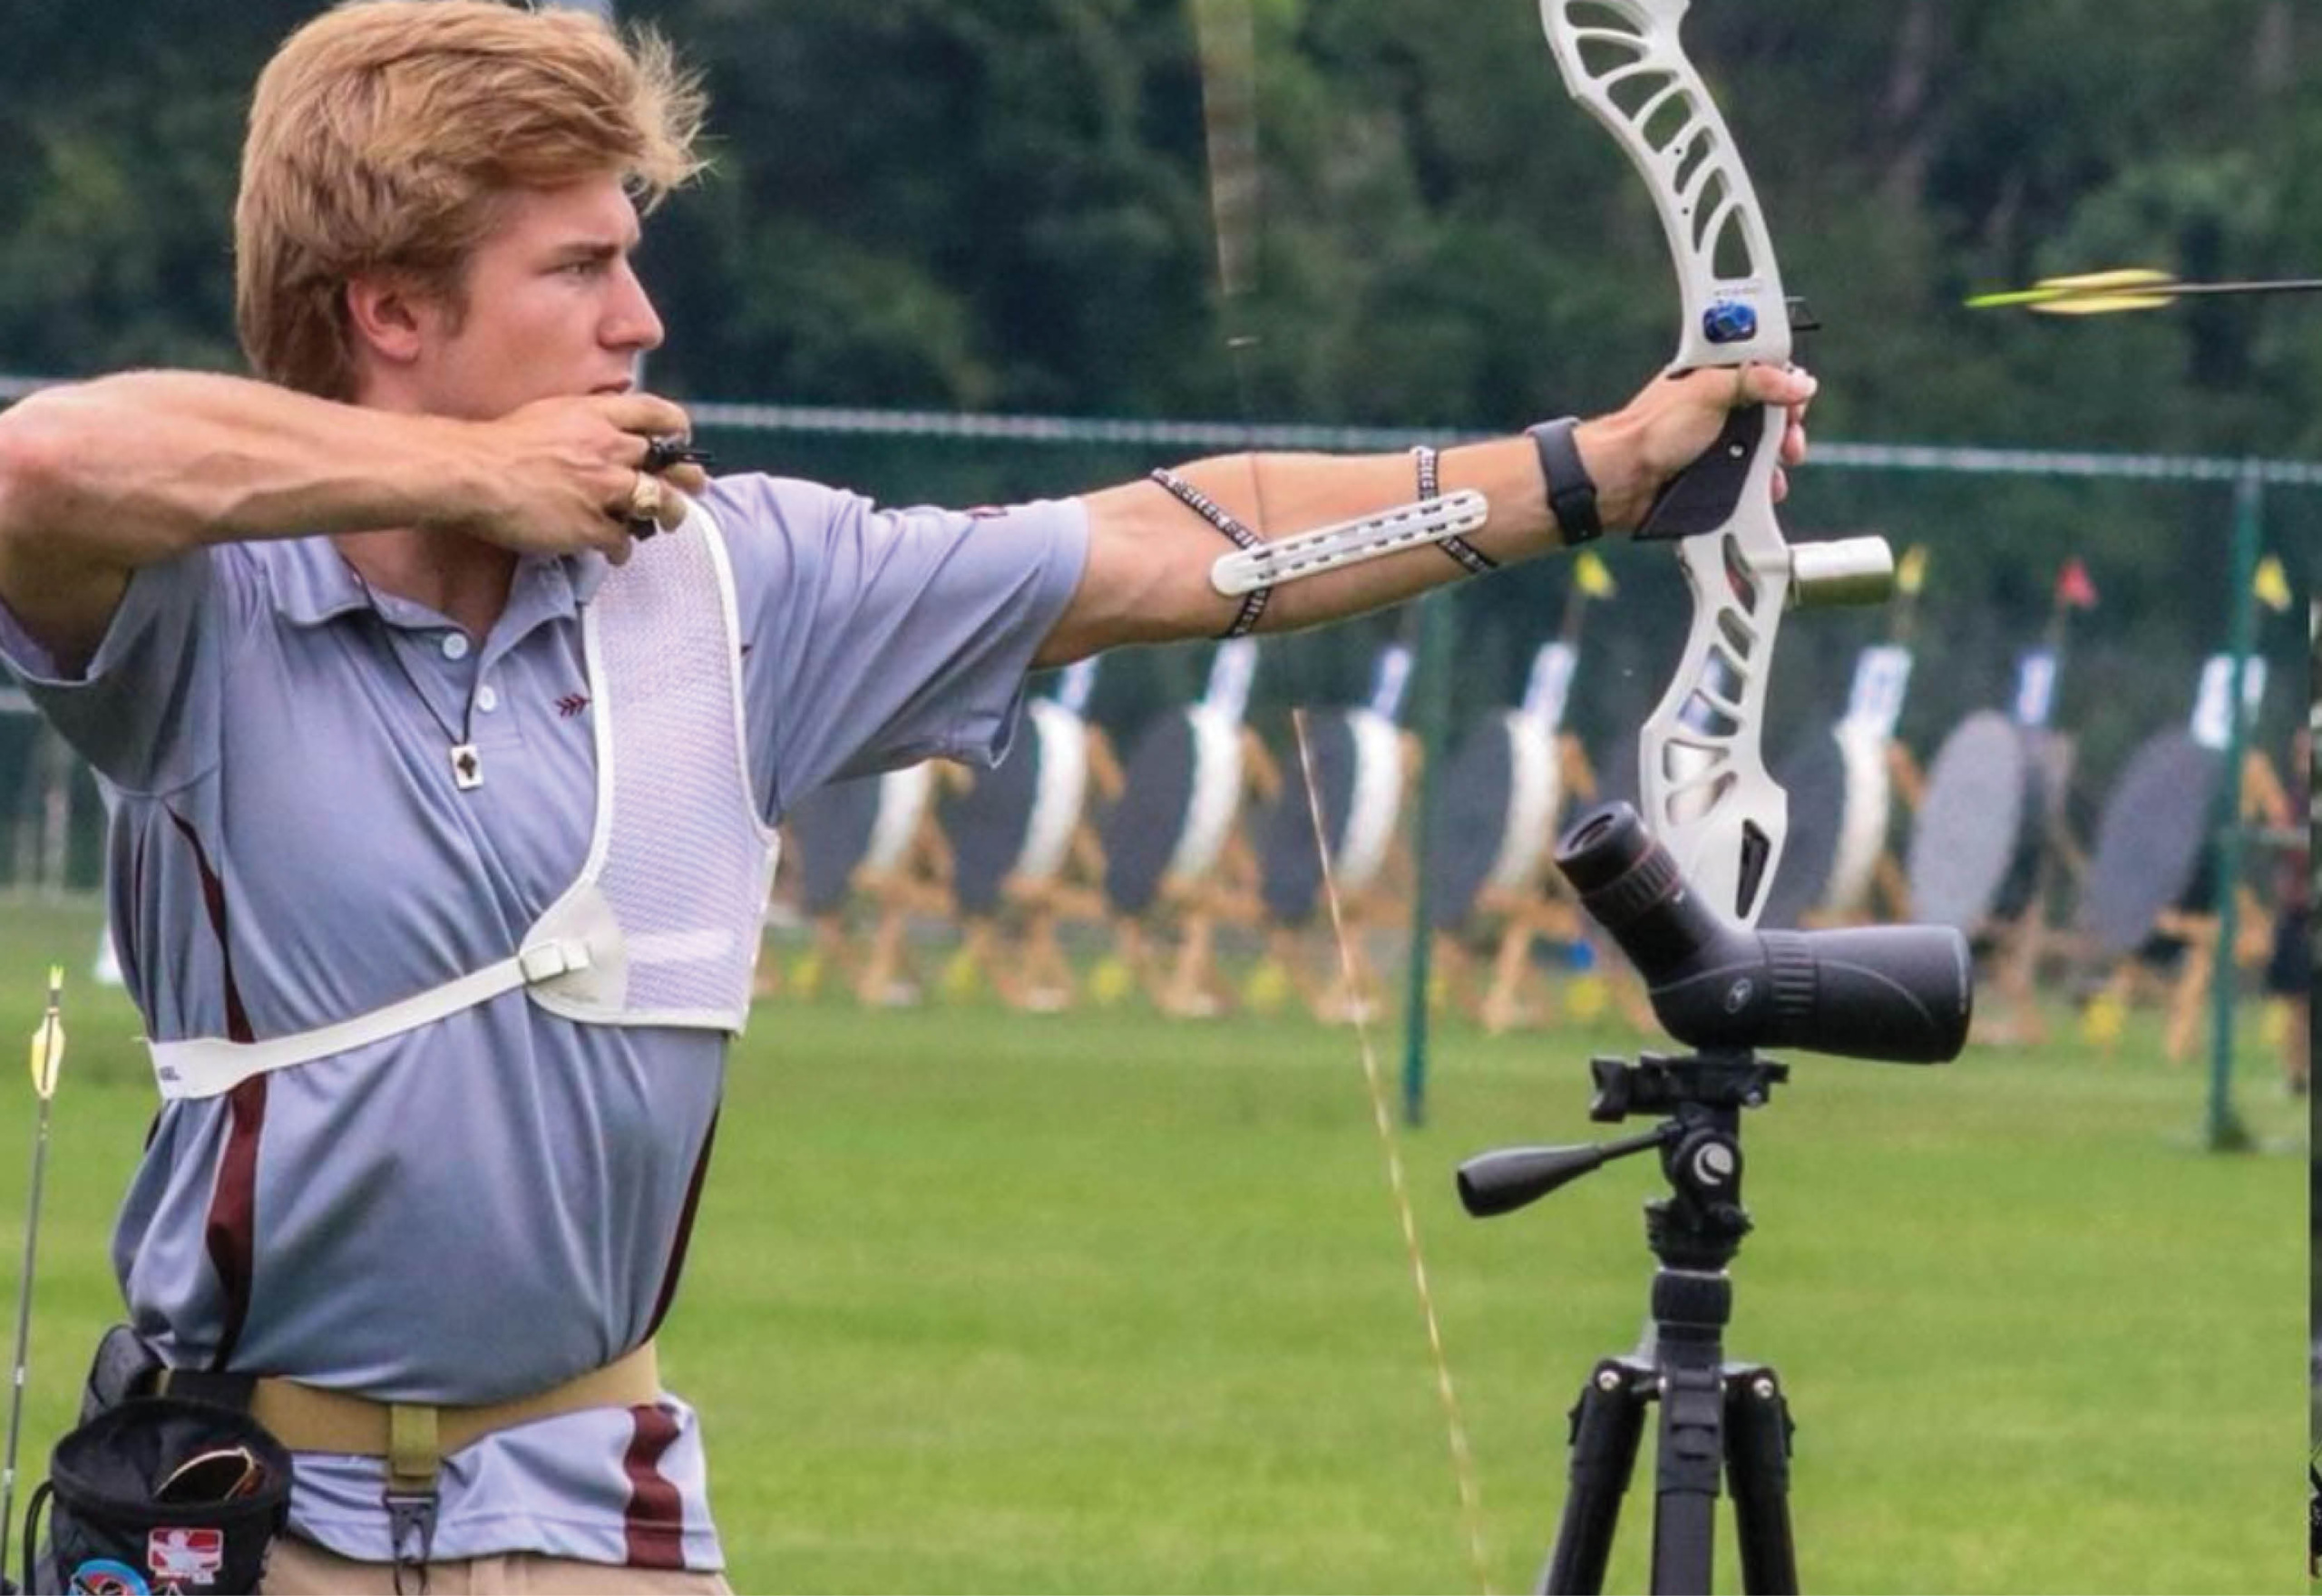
[162,1340,659,1493]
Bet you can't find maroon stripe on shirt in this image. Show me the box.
[621,1404,687,1570]
[122,825,146,988]
[644,1109,719,1340]
[167,807,263,1368]
[167,809,252,1044]
[206,1076,268,1368]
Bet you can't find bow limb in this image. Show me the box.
[1540,0,1890,924]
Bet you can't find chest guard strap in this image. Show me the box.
[148,502,780,1101]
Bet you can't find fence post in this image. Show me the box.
[1400,589,1455,1127]
[2203,470,2263,1152]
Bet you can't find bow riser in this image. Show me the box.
[1543,0,1893,925]
[1639,439,1793,920]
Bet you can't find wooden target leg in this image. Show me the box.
[1873,852,1911,921]
[1020,902,1075,1012]
[1113,915,1161,1006]
[2162,914,2217,1066]
[796,911,855,1000]
[855,900,920,1007]
[1164,910,1224,1017]
[1430,931,1474,1017]
[1103,915,1160,1007]
[1315,916,1379,1026]
[1481,917,1540,1035]
[956,918,1008,1007]
[1979,917,2048,1048]
[2084,960,2138,1056]
[1261,924,1319,1016]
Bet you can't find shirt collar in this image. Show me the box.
[267,538,610,628]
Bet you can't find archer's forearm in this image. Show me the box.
[1045,422,1639,662]
[0,371,483,667]
[0,371,479,569]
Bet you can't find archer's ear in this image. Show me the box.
[342,274,431,369]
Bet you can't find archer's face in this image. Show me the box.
[400,175,666,419]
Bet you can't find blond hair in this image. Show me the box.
[235,0,706,399]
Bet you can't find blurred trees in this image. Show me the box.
[5,0,2312,447]
[0,0,2311,756]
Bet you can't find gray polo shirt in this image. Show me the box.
[0,472,1088,1569]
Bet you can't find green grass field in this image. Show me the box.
[0,897,2306,1593]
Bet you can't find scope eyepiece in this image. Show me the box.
[1554,803,1972,1064]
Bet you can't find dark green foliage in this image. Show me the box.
[0,0,2311,775]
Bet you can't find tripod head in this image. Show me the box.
[1458,1049,1782,1272]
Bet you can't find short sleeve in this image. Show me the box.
[0,549,226,794]
[705,475,1088,821]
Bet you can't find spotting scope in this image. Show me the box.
[1556,803,1972,1064]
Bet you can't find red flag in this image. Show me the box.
[2054,558,2099,609]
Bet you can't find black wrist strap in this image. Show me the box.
[1527,417,1603,545]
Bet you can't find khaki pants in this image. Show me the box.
[261,1534,735,1594]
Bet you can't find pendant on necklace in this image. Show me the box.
[451,743,484,791]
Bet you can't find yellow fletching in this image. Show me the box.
[1966,268,2179,312]
[28,966,63,1100]
[2030,294,2172,316]
[2033,268,2175,293]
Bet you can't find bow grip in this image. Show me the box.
[1633,403,1767,542]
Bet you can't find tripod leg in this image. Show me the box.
[1724,1365,1799,1596]
[1543,1358,1651,1596]
[1648,1351,1724,1596]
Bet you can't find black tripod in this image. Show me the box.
[1459,1050,1800,1596]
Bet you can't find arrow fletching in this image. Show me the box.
[1968,268,2322,315]
[27,967,63,1101]
[1966,268,2176,313]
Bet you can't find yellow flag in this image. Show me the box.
[27,965,63,1100]
[2253,555,2291,614]
[1896,545,1929,597]
[1574,550,1615,599]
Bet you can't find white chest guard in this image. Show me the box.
[150,505,780,1101]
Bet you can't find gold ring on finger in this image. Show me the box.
[628,472,666,523]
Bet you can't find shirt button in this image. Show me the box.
[476,684,501,715]
[441,633,472,661]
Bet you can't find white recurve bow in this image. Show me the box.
[1541,0,1894,926]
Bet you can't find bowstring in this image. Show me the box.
[1188,5,1490,1587]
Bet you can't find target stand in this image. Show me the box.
[1423,715,1651,1035]
[1253,706,1419,1023]
[2080,731,2287,1061]
[939,698,1122,1010]
[1098,703,1276,1017]
[778,763,952,1007]
[1765,640,1921,930]
[1905,710,2081,1045]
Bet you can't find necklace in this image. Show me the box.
[355,575,488,793]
